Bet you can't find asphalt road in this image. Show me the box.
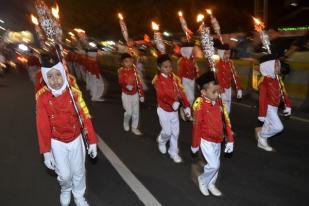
[0,69,309,206]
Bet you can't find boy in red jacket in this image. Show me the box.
[255,54,292,152]
[118,53,144,135]
[36,54,97,206]
[191,72,234,197]
[216,43,242,113]
[152,54,191,163]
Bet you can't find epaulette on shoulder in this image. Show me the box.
[152,74,158,85]
[193,97,203,111]
[172,73,181,83]
[257,76,265,87]
[35,86,48,101]
[117,67,124,73]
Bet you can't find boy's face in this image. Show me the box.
[122,57,134,68]
[158,60,173,75]
[46,68,64,90]
[201,82,220,101]
[223,50,231,60]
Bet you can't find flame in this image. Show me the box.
[206,9,212,15]
[51,4,59,19]
[74,28,85,33]
[197,14,205,23]
[31,14,39,25]
[152,21,159,31]
[118,13,123,20]
[253,17,261,25]
[68,32,75,37]
[178,11,183,17]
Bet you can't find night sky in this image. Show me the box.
[0,0,308,40]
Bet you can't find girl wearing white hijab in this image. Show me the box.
[36,55,97,206]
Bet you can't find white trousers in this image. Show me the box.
[182,78,195,106]
[51,135,86,202]
[221,87,232,113]
[260,105,284,139]
[199,139,221,187]
[90,74,104,100]
[157,107,180,156]
[122,93,140,129]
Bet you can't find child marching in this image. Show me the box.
[35,54,97,206]
[255,54,292,152]
[152,54,191,163]
[191,72,234,196]
[118,53,145,136]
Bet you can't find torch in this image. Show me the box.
[118,13,129,44]
[253,17,287,109]
[151,21,166,54]
[34,0,90,150]
[178,11,193,41]
[197,13,233,140]
[30,14,46,49]
[206,9,223,44]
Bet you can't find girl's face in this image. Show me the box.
[122,57,134,68]
[158,60,173,75]
[223,50,231,60]
[201,82,220,101]
[275,59,281,75]
[46,68,64,90]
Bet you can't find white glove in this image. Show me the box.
[184,107,191,118]
[224,142,234,153]
[172,101,180,111]
[43,152,56,170]
[126,85,133,91]
[88,144,97,158]
[191,146,199,154]
[139,96,144,103]
[258,116,265,122]
[237,90,242,99]
[283,107,291,116]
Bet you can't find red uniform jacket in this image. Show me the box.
[118,67,144,96]
[152,73,190,112]
[36,87,97,154]
[216,59,241,91]
[177,57,199,80]
[192,97,234,148]
[86,58,101,78]
[258,76,292,117]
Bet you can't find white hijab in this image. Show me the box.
[217,49,225,59]
[41,62,69,97]
[180,47,193,59]
[260,60,276,78]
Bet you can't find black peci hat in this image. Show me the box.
[40,52,61,68]
[157,54,171,66]
[120,53,133,61]
[195,72,216,89]
[181,42,194,48]
[259,54,277,64]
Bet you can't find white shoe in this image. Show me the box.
[208,184,222,196]
[74,198,89,206]
[257,137,274,152]
[157,136,167,154]
[123,123,129,132]
[197,176,209,196]
[60,191,71,206]
[132,128,142,136]
[170,154,182,163]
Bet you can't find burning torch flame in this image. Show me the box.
[74,28,85,33]
[206,9,212,15]
[197,14,205,23]
[253,17,265,31]
[152,21,159,31]
[68,32,75,37]
[31,14,39,26]
[178,11,183,17]
[51,4,60,19]
[118,13,123,20]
